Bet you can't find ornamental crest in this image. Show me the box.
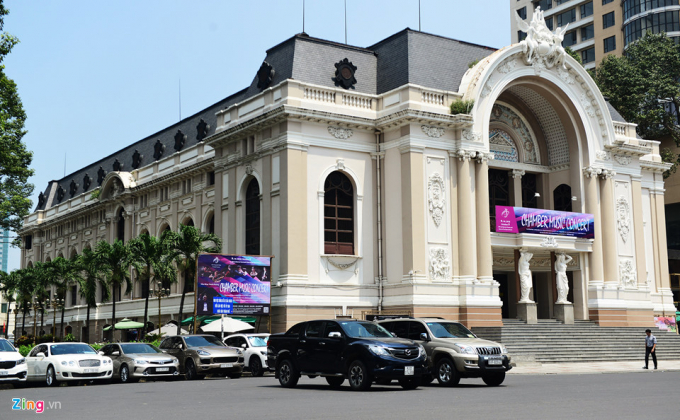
[616,196,631,243]
[515,6,569,70]
[429,248,450,281]
[328,126,353,139]
[427,172,445,227]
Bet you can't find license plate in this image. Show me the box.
[156,367,169,372]
[488,358,502,366]
[0,370,7,376]
[404,366,414,376]
[220,363,233,368]
[84,368,98,373]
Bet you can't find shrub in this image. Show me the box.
[18,345,33,357]
[64,333,76,342]
[468,59,480,68]
[15,335,33,347]
[144,333,165,342]
[89,343,103,351]
[450,99,475,115]
[37,334,54,344]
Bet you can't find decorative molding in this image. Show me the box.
[511,169,525,179]
[600,169,616,179]
[540,236,559,248]
[616,196,631,243]
[583,166,602,178]
[476,152,495,163]
[455,149,477,161]
[245,163,254,176]
[515,7,569,71]
[429,248,450,281]
[461,128,481,142]
[493,256,515,266]
[335,159,346,171]
[557,66,575,85]
[427,172,446,227]
[613,154,632,166]
[595,150,611,161]
[327,126,353,140]
[327,257,359,270]
[421,125,445,138]
[619,259,637,288]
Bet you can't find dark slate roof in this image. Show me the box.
[35,29,500,211]
[605,100,626,123]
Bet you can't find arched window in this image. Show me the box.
[553,184,573,212]
[324,171,354,255]
[488,169,510,232]
[245,178,260,255]
[116,208,125,242]
[207,213,215,235]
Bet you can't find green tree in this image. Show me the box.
[31,261,51,336]
[0,1,34,233]
[46,256,83,339]
[595,32,680,176]
[78,247,110,342]
[0,269,16,337]
[13,268,35,337]
[94,239,132,341]
[564,47,582,66]
[167,224,221,335]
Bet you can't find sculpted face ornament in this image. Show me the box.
[515,6,570,70]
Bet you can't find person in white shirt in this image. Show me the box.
[643,329,657,370]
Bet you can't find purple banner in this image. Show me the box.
[495,206,594,239]
[197,254,271,316]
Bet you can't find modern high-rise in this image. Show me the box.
[511,1,680,69]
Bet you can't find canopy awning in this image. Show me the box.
[180,315,221,326]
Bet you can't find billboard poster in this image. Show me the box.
[495,206,595,239]
[196,254,272,316]
[654,316,677,333]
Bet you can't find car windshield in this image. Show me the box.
[340,322,393,338]
[50,344,97,355]
[426,322,476,339]
[0,339,15,352]
[248,336,268,347]
[185,336,225,348]
[120,344,161,354]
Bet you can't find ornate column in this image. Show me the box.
[599,169,619,285]
[654,190,672,292]
[475,152,494,281]
[456,150,476,280]
[631,179,647,286]
[583,167,604,283]
[511,169,524,207]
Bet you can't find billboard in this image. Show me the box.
[495,206,595,239]
[196,254,272,316]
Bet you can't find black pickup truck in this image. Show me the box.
[267,319,427,391]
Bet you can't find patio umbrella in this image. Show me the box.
[103,318,145,331]
[147,324,189,337]
[200,317,254,333]
[180,315,221,326]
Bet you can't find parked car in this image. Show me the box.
[100,342,180,383]
[0,338,27,384]
[267,319,427,391]
[159,334,244,380]
[25,342,113,386]
[224,333,269,377]
[376,318,511,386]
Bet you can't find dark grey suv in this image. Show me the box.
[159,335,244,380]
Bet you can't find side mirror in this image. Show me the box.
[98,351,105,356]
[161,350,168,353]
[111,351,120,356]
[391,332,397,338]
[241,344,247,349]
[36,352,45,358]
[178,344,184,350]
[328,332,342,339]
[420,333,429,341]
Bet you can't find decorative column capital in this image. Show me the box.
[454,149,477,162]
[599,169,616,180]
[511,169,525,179]
[582,166,602,178]
[476,152,494,164]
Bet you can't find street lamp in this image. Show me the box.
[11,307,18,345]
[149,281,170,340]
[50,299,64,339]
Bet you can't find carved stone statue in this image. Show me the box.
[518,250,534,303]
[555,253,573,304]
[515,6,569,69]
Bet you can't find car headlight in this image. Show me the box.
[260,351,267,356]
[417,345,426,358]
[455,344,477,355]
[197,350,211,356]
[136,359,148,365]
[501,346,508,354]
[236,349,242,355]
[16,358,26,365]
[367,344,390,356]
[61,360,76,366]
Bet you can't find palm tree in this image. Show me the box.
[46,256,83,339]
[129,230,174,338]
[168,224,221,335]
[78,247,110,342]
[14,268,35,337]
[0,270,17,338]
[94,239,133,342]
[31,262,51,337]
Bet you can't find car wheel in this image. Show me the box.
[482,372,506,387]
[347,360,372,391]
[249,356,264,377]
[185,360,198,381]
[46,365,57,387]
[435,358,460,387]
[120,364,131,383]
[398,377,420,390]
[227,372,242,379]
[277,359,299,388]
[326,376,344,389]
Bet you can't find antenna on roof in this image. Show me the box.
[302,0,305,33]
[63,153,66,177]
[419,0,421,31]
[179,79,182,121]
[344,0,347,44]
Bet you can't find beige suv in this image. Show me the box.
[377,318,511,386]
[159,334,244,380]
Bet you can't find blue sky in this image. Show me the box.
[3,0,511,271]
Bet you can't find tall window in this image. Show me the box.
[488,169,510,232]
[581,47,595,63]
[603,11,615,29]
[553,184,573,212]
[562,31,578,47]
[522,173,539,208]
[581,24,594,40]
[580,1,593,18]
[116,208,125,242]
[245,178,261,255]
[323,171,354,255]
[604,35,616,52]
[208,214,215,235]
[517,7,527,19]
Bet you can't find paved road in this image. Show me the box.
[2,372,677,419]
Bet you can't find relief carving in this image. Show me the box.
[619,259,637,288]
[421,125,445,138]
[616,196,631,243]
[427,172,445,227]
[328,126,353,140]
[429,248,450,281]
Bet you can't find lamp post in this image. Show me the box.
[150,281,170,340]
[12,307,18,345]
[50,299,64,340]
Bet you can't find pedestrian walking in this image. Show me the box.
[643,329,657,370]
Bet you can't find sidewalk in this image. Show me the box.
[509,360,680,375]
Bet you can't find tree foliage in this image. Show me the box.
[0,2,33,232]
[595,32,680,176]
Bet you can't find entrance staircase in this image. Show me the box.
[473,319,680,363]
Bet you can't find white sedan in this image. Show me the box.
[26,342,113,386]
[224,333,269,377]
[0,338,27,383]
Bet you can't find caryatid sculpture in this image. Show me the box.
[518,249,534,303]
[555,253,573,304]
